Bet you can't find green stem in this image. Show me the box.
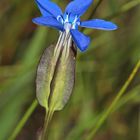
[86,60,140,140]
[91,0,103,17]
[106,0,140,20]
[41,110,54,140]
[8,99,38,140]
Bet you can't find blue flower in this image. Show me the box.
[32,0,118,52]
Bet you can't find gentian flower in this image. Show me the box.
[33,0,118,54]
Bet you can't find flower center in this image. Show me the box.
[57,13,80,32]
[55,14,79,60]
[64,22,72,34]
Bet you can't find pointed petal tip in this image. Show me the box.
[106,22,118,30]
[112,24,118,30]
[70,29,90,52]
[80,37,90,52]
[32,18,38,24]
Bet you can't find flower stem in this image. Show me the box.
[41,110,54,140]
[86,60,140,140]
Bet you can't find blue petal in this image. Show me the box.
[32,16,64,31]
[35,0,62,18]
[80,19,118,30]
[65,0,93,17]
[70,29,90,52]
[35,1,52,16]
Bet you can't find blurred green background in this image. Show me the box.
[0,0,140,140]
